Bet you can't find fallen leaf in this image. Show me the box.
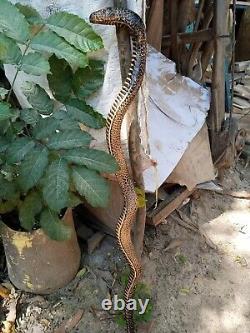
[0,285,11,299]
[76,267,87,278]
[1,282,14,291]
[179,288,190,295]
[235,255,248,267]
[2,290,19,333]
[2,321,16,333]
[164,239,184,252]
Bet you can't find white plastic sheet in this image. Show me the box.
[142,47,210,192]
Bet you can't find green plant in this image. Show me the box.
[175,253,188,265]
[0,0,118,240]
[115,272,154,327]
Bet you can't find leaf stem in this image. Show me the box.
[6,69,20,103]
[7,43,30,103]
[6,24,45,103]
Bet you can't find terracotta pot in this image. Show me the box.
[0,209,81,294]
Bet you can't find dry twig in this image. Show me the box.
[170,210,217,250]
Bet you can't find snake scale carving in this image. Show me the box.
[90,8,147,333]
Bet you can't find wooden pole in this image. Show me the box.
[147,0,164,51]
[114,0,146,257]
[169,0,179,71]
[208,0,228,157]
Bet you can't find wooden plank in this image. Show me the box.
[146,187,194,226]
[233,106,250,115]
[233,96,250,109]
[232,74,250,84]
[235,1,250,7]
[234,73,245,82]
[235,61,250,72]
[233,113,250,141]
[162,28,213,46]
[242,76,250,85]
[234,84,250,100]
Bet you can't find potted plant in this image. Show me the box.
[0,0,118,293]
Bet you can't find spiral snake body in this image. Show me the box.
[90,8,147,333]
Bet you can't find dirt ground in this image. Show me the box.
[1,160,250,333]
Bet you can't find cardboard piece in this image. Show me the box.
[167,124,215,190]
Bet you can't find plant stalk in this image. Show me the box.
[7,25,45,103]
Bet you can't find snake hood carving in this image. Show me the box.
[90,8,147,333]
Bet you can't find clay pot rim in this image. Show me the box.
[0,208,72,237]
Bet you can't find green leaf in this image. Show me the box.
[0,137,9,152]
[66,99,105,129]
[18,146,49,192]
[0,87,9,99]
[72,166,110,207]
[22,83,54,115]
[59,118,80,131]
[47,129,92,150]
[0,120,10,135]
[12,120,25,134]
[63,148,119,173]
[0,175,17,200]
[21,52,51,76]
[52,110,80,130]
[0,199,19,214]
[52,109,68,120]
[31,31,88,69]
[0,33,22,64]
[42,158,69,211]
[46,11,103,53]
[68,192,82,208]
[6,137,35,163]
[1,164,15,181]
[0,102,13,121]
[15,3,44,25]
[19,191,43,231]
[20,108,40,126]
[47,55,73,102]
[9,108,20,121]
[73,60,105,98]
[32,117,59,140]
[40,208,71,241]
[0,0,30,42]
